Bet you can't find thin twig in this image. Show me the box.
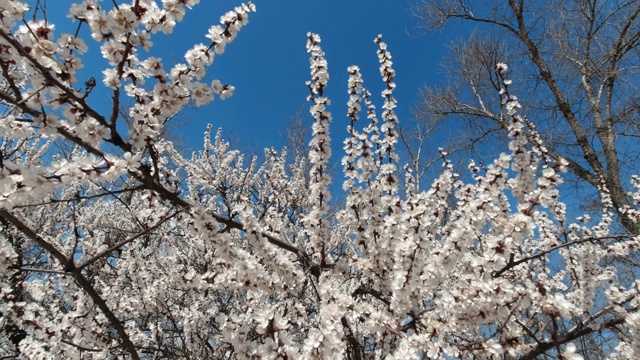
[493,234,628,277]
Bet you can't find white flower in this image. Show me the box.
[496,62,509,73]
[219,85,235,100]
[191,82,214,106]
[0,234,17,275]
[561,343,584,360]
[211,79,224,92]
[102,68,121,89]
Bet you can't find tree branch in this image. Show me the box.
[521,317,626,360]
[493,234,629,278]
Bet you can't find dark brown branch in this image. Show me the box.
[493,234,628,278]
[19,267,67,275]
[13,185,145,209]
[521,317,626,360]
[352,286,391,306]
[60,338,108,352]
[341,317,363,360]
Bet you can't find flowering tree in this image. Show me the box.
[0,1,639,359]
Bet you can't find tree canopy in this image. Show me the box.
[0,1,638,359]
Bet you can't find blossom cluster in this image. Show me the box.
[303,33,332,263]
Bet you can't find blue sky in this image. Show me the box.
[169,1,455,153]
[40,1,460,155]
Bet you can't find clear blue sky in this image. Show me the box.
[39,1,459,155]
[171,1,454,152]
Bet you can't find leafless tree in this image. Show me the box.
[412,0,640,236]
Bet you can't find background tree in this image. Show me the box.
[412,0,640,235]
